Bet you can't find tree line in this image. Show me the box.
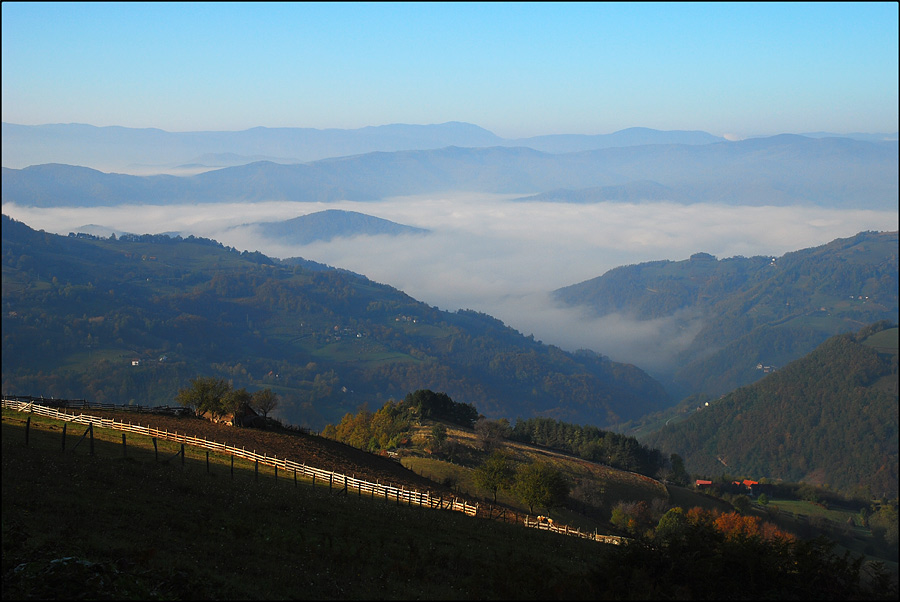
[508,416,672,479]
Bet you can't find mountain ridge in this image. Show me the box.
[553,230,900,399]
[641,322,899,498]
[3,134,896,209]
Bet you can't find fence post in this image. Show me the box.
[255,460,259,481]
[25,416,30,446]
[231,455,234,479]
[206,451,210,474]
[180,444,184,467]
[89,424,94,456]
[61,423,67,452]
[275,464,278,483]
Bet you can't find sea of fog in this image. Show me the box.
[3,194,897,373]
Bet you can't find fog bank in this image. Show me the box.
[4,195,896,372]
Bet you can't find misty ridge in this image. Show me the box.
[2,128,898,210]
[0,122,731,172]
[2,121,897,385]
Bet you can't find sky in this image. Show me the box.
[2,2,898,374]
[2,2,898,139]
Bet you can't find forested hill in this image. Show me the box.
[554,230,899,400]
[642,322,899,498]
[0,215,669,430]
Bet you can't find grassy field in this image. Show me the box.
[400,422,669,534]
[766,498,866,526]
[2,410,615,600]
[864,327,899,352]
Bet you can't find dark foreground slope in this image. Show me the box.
[1,215,668,430]
[4,409,893,601]
[643,322,899,498]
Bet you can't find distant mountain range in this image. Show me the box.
[642,322,898,498]
[2,122,729,172]
[3,134,897,209]
[248,210,429,245]
[553,231,900,399]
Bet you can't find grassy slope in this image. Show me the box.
[2,412,609,601]
[400,421,672,534]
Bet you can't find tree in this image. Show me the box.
[732,495,751,514]
[175,376,231,419]
[223,387,252,421]
[474,417,511,452]
[252,387,279,417]
[514,462,569,515]
[430,423,448,452]
[668,453,689,486]
[474,450,515,504]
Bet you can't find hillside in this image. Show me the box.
[0,215,669,430]
[3,134,897,209]
[4,404,894,600]
[1,409,607,600]
[554,230,899,399]
[642,322,899,498]
[249,209,429,245]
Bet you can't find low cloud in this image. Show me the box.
[3,195,896,373]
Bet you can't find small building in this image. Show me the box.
[695,479,713,488]
[232,402,265,428]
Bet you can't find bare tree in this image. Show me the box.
[252,388,279,417]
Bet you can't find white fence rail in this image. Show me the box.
[3,398,626,545]
[2,399,475,515]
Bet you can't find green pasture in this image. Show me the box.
[864,327,899,352]
[765,498,867,527]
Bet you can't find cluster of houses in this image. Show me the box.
[695,478,775,497]
[130,355,168,367]
[756,363,777,374]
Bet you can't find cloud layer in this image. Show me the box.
[4,195,897,373]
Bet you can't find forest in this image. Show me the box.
[1,215,669,430]
[644,321,899,499]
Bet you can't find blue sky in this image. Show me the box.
[2,2,897,138]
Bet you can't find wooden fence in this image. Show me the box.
[2,398,626,545]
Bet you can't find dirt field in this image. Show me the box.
[48,408,459,497]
